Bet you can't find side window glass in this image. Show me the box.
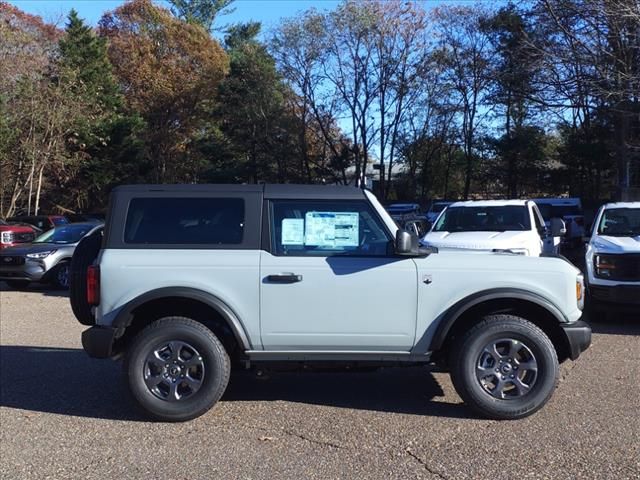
[271,200,391,256]
[124,197,245,245]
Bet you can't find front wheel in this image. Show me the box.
[51,262,70,289]
[449,314,559,420]
[125,317,231,422]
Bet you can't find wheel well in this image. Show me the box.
[439,298,571,364]
[115,297,241,358]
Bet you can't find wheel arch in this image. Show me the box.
[429,289,572,363]
[43,256,72,282]
[113,287,252,356]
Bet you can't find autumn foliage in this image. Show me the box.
[1,0,639,217]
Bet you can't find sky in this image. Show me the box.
[7,1,478,35]
[8,0,342,34]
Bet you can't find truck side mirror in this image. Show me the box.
[395,229,419,255]
[550,217,566,237]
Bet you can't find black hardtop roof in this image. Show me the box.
[112,184,366,200]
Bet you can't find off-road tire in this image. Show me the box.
[449,314,559,420]
[125,317,231,422]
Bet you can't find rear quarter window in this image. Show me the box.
[124,198,245,245]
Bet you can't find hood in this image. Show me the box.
[423,230,531,251]
[0,224,33,233]
[591,235,640,254]
[0,243,70,256]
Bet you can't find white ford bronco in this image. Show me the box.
[71,185,591,422]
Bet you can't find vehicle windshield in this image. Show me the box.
[535,203,581,219]
[34,224,93,244]
[434,206,531,232]
[52,217,69,226]
[598,208,640,236]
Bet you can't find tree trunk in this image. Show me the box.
[35,164,44,215]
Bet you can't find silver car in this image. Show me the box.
[0,222,103,289]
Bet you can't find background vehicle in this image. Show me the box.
[7,214,69,232]
[585,202,640,318]
[0,222,103,289]
[533,198,585,249]
[422,200,565,257]
[425,201,453,223]
[0,220,37,249]
[65,213,106,223]
[74,185,589,423]
[386,203,429,236]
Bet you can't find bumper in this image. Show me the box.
[82,326,118,358]
[0,262,47,282]
[589,284,640,306]
[561,321,591,360]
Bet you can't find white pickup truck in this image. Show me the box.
[585,202,640,316]
[422,200,565,257]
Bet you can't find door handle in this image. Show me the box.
[266,273,303,283]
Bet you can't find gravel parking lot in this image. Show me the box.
[1,284,639,480]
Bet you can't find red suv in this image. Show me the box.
[0,220,37,249]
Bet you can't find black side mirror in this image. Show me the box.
[550,217,566,237]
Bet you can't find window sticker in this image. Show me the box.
[304,212,359,247]
[281,218,304,245]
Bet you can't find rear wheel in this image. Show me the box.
[5,280,30,289]
[449,314,559,420]
[125,316,231,422]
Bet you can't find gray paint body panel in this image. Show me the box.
[93,184,584,359]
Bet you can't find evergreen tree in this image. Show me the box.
[216,22,292,183]
[483,4,545,197]
[168,0,234,31]
[58,9,121,111]
[53,9,142,211]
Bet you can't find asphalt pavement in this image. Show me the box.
[1,284,639,480]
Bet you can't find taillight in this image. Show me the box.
[87,265,100,306]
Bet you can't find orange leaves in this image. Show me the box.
[98,0,228,118]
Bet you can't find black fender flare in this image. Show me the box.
[426,288,567,353]
[113,287,253,350]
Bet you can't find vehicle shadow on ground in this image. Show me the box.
[0,282,69,298]
[224,367,476,419]
[0,345,139,421]
[0,345,473,420]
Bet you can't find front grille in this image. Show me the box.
[590,285,640,305]
[0,256,25,266]
[15,232,35,243]
[594,254,640,281]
